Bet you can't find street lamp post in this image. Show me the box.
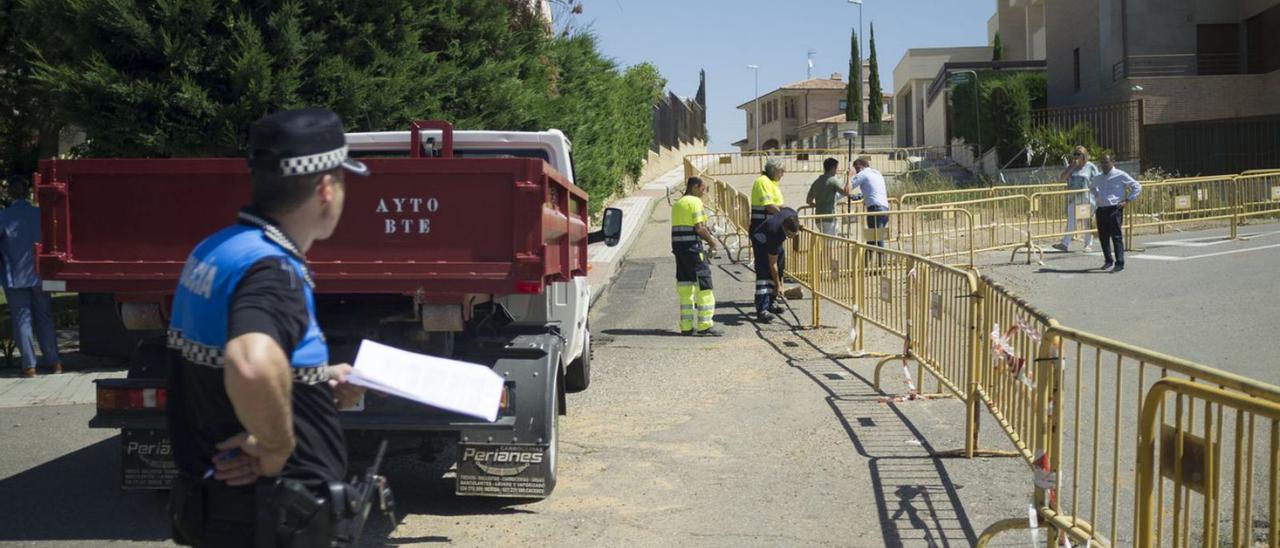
[848,0,864,150]
[747,64,760,152]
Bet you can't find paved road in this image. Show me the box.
[977,222,1280,385]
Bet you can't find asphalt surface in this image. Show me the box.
[977,222,1280,384]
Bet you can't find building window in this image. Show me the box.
[1073,48,1080,91]
[748,112,753,129]
[838,99,848,112]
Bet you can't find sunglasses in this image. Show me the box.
[1072,152,1083,157]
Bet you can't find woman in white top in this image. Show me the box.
[1052,145,1101,252]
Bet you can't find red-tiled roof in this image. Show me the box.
[780,77,848,90]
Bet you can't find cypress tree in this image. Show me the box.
[845,28,861,123]
[992,33,1004,61]
[867,23,883,126]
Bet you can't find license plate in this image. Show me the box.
[121,429,177,490]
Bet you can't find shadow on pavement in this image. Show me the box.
[1035,267,1107,274]
[0,437,170,542]
[729,299,980,547]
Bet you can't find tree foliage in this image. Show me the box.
[6,0,663,211]
[866,23,882,126]
[845,28,860,123]
[951,71,1047,164]
[992,33,1003,62]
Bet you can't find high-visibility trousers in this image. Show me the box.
[674,248,715,332]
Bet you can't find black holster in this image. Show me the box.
[257,478,335,548]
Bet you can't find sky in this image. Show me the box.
[575,0,994,152]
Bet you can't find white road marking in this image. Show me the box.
[1146,230,1280,248]
[1082,242,1280,262]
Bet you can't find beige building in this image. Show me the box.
[894,1,1053,149]
[735,61,893,151]
[892,47,994,148]
[1046,0,1280,125]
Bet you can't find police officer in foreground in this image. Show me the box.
[671,177,720,336]
[167,108,369,547]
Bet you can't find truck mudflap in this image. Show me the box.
[456,443,553,498]
[455,330,562,498]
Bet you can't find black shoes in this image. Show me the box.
[756,311,775,323]
[768,304,785,314]
[1101,261,1114,271]
[696,327,723,337]
[1111,264,1125,273]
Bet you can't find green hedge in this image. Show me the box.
[950,71,1046,165]
[5,0,662,213]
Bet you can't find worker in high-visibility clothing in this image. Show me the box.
[751,159,787,313]
[671,177,721,336]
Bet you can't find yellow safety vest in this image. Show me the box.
[750,174,784,226]
[671,195,706,251]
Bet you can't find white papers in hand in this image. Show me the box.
[349,339,504,422]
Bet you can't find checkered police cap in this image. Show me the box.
[248,108,369,177]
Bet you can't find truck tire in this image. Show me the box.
[564,324,591,392]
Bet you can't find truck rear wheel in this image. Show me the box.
[564,324,591,392]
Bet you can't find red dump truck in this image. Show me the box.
[38,121,622,499]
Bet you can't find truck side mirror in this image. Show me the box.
[589,207,624,246]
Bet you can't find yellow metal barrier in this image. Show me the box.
[972,276,1056,464]
[1137,378,1280,548]
[686,148,910,177]
[1030,188,1095,247]
[800,209,976,267]
[1235,171,1280,227]
[917,195,1044,263]
[978,325,1280,547]
[1123,175,1240,240]
[900,183,1066,210]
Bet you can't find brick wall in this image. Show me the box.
[1120,71,1280,125]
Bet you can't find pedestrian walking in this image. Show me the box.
[166,108,368,547]
[1051,146,1100,252]
[750,207,801,323]
[0,175,62,378]
[850,157,890,248]
[751,158,788,282]
[1089,154,1142,273]
[671,177,719,336]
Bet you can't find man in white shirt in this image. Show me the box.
[850,157,890,248]
[1088,154,1142,273]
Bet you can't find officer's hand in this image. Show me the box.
[327,363,366,410]
[210,444,260,486]
[216,432,291,482]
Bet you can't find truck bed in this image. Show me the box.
[36,157,588,296]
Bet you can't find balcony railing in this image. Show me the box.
[1112,53,1243,81]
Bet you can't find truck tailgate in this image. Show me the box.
[37,157,588,295]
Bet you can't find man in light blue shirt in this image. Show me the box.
[0,176,61,377]
[850,157,890,248]
[1088,155,1142,273]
